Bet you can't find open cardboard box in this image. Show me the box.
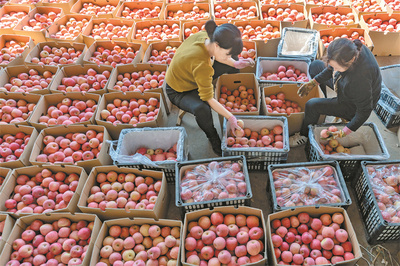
[78,166,169,220]
[309,6,360,31]
[70,0,121,18]
[114,1,165,20]
[0,92,42,126]
[214,1,259,21]
[94,91,167,139]
[351,0,388,19]
[260,4,308,29]
[0,214,15,253]
[46,14,93,44]
[0,34,34,68]
[215,73,261,116]
[39,0,76,15]
[48,63,113,95]
[142,40,182,64]
[0,165,87,219]
[165,2,212,21]
[0,167,12,192]
[181,206,268,266]
[0,124,38,169]
[0,212,102,265]
[261,84,325,136]
[29,124,112,173]
[267,206,362,266]
[0,65,59,95]
[90,217,182,265]
[132,20,182,49]
[359,12,400,56]
[182,20,207,40]
[29,92,101,131]
[9,0,40,9]
[305,0,351,12]
[0,5,31,34]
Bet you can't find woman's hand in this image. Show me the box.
[234,58,255,69]
[297,79,319,97]
[228,115,242,136]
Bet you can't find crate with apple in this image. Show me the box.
[165,3,211,21]
[46,14,92,44]
[70,0,121,19]
[235,20,281,42]
[0,35,34,68]
[114,1,164,20]
[0,93,42,126]
[0,5,30,35]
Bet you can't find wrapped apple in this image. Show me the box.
[218,85,257,113]
[265,92,302,115]
[0,132,31,163]
[260,65,309,82]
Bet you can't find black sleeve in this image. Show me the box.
[314,66,333,84]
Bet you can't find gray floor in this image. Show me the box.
[163,56,400,265]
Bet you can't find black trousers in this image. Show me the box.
[309,60,332,98]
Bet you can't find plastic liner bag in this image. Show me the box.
[381,64,400,99]
[309,123,390,161]
[271,165,347,208]
[365,163,400,224]
[278,28,319,59]
[109,127,188,169]
[179,160,248,203]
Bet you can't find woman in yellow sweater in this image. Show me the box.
[165,20,254,156]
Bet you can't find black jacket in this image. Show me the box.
[314,45,382,131]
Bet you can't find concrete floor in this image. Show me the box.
[162,56,400,265]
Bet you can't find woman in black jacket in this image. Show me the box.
[290,38,382,147]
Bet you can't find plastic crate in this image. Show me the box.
[109,127,188,184]
[277,27,320,61]
[175,156,253,216]
[374,98,400,128]
[354,161,400,244]
[221,116,290,171]
[306,122,390,181]
[267,161,352,212]
[379,64,400,112]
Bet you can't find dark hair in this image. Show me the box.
[326,38,363,68]
[204,20,243,57]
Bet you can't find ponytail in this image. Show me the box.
[353,39,363,52]
[205,20,217,40]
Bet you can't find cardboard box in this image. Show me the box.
[214,1,259,21]
[25,40,87,66]
[215,73,261,116]
[90,217,182,266]
[0,34,34,68]
[261,84,325,135]
[29,125,112,173]
[0,92,43,126]
[0,165,87,218]
[165,2,212,22]
[305,0,351,13]
[114,1,165,20]
[29,92,101,131]
[142,40,182,64]
[8,0,40,9]
[13,6,64,44]
[267,206,362,266]
[181,206,268,266]
[0,212,102,265]
[309,6,359,31]
[132,20,182,49]
[78,166,169,220]
[0,5,31,34]
[0,167,12,192]
[241,40,257,74]
[0,65,59,95]
[260,4,308,29]
[359,12,400,56]
[0,124,38,169]
[46,14,93,44]
[181,20,207,40]
[94,91,167,139]
[70,0,121,18]
[83,40,143,66]
[0,214,15,254]
[39,0,76,15]
[351,0,388,19]
[48,63,113,95]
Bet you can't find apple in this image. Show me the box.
[77,2,118,16]
[0,39,29,66]
[29,44,84,66]
[88,44,141,67]
[134,23,180,42]
[49,17,90,40]
[237,24,281,41]
[119,4,161,20]
[262,7,306,22]
[214,4,258,20]
[166,6,210,20]
[0,11,28,29]
[21,10,62,31]
[147,46,177,65]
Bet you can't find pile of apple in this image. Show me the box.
[237,24,281,41]
[88,45,140,67]
[0,40,29,65]
[265,92,301,115]
[4,168,80,215]
[214,5,258,20]
[100,97,160,126]
[239,48,256,60]
[0,69,54,93]
[30,45,84,66]
[271,212,356,265]
[184,25,204,39]
[366,164,400,223]
[34,129,104,163]
[321,32,366,48]
[0,131,31,163]
[319,126,351,155]
[22,11,62,31]
[184,212,264,265]
[78,3,117,16]
[169,0,203,2]
[90,22,131,41]
[12,0,40,4]
[351,0,384,12]
[37,97,97,127]
[365,17,400,32]
[112,69,165,93]
[6,217,94,265]
[135,24,180,42]
[0,11,28,29]
[95,223,180,266]
[147,46,177,65]
[312,12,356,26]
[260,65,309,83]
[0,98,36,124]
[45,0,70,2]
[227,122,284,149]
[218,85,257,113]
[166,6,210,20]
[385,0,400,10]
[49,17,90,40]
[135,144,178,161]
[119,5,162,20]
[56,68,110,93]
[272,165,345,208]
[86,171,162,211]
[306,0,346,5]
[262,7,306,22]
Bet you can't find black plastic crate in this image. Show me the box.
[175,156,253,216]
[353,161,400,244]
[374,99,400,128]
[267,161,351,212]
[379,65,400,112]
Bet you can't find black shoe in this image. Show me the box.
[209,137,222,156]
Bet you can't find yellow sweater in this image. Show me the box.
[165,31,214,101]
